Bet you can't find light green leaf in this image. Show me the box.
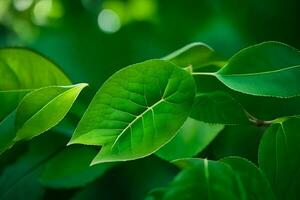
[14,83,87,141]
[69,60,196,164]
[215,41,300,97]
[156,118,223,161]
[39,145,114,188]
[0,48,73,153]
[0,48,71,91]
[221,157,275,200]
[163,42,225,69]
[190,91,249,124]
[147,158,245,200]
[0,48,71,120]
[259,118,300,200]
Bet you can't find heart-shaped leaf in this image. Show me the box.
[69,60,196,164]
[215,42,300,98]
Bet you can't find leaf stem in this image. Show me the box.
[191,72,216,76]
[245,110,273,126]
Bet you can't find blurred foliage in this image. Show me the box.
[0,0,299,199]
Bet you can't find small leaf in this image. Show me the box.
[156,118,223,161]
[190,91,249,125]
[69,60,196,164]
[39,145,115,188]
[148,158,245,200]
[221,157,275,200]
[215,41,300,97]
[163,42,225,69]
[259,118,300,200]
[14,84,87,141]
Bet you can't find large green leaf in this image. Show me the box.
[69,60,196,164]
[214,41,300,97]
[163,42,225,69]
[190,91,249,124]
[156,118,223,161]
[147,158,245,200]
[39,145,114,188]
[258,118,300,200]
[14,83,87,141]
[221,157,275,200]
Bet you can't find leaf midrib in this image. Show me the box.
[111,98,165,149]
[15,84,84,140]
[217,64,300,77]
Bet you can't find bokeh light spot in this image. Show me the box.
[32,0,53,26]
[97,9,121,34]
[13,0,33,11]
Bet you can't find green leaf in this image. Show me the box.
[190,91,249,125]
[215,41,300,97]
[148,158,245,200]
[163,42,225,69]
[0,48,71,120]
[39,145,114,188]
[258,118,300,200]
[156,118,223,161]
[0,48,73,153]
[194,73,300,121]
[69,59,196,164]
[0,48,71,91]
[14,83,87,141]
[221,157,275,200]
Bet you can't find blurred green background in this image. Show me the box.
[1,0,299,98]
[0,0,299,199]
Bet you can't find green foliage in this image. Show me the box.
[259,118,300,200]
[39,145,114,188]
[0,49,86,154]
[156,118,223,161]
[215,42,300,97]
[69,60,196,164]
[1,41,300,199]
